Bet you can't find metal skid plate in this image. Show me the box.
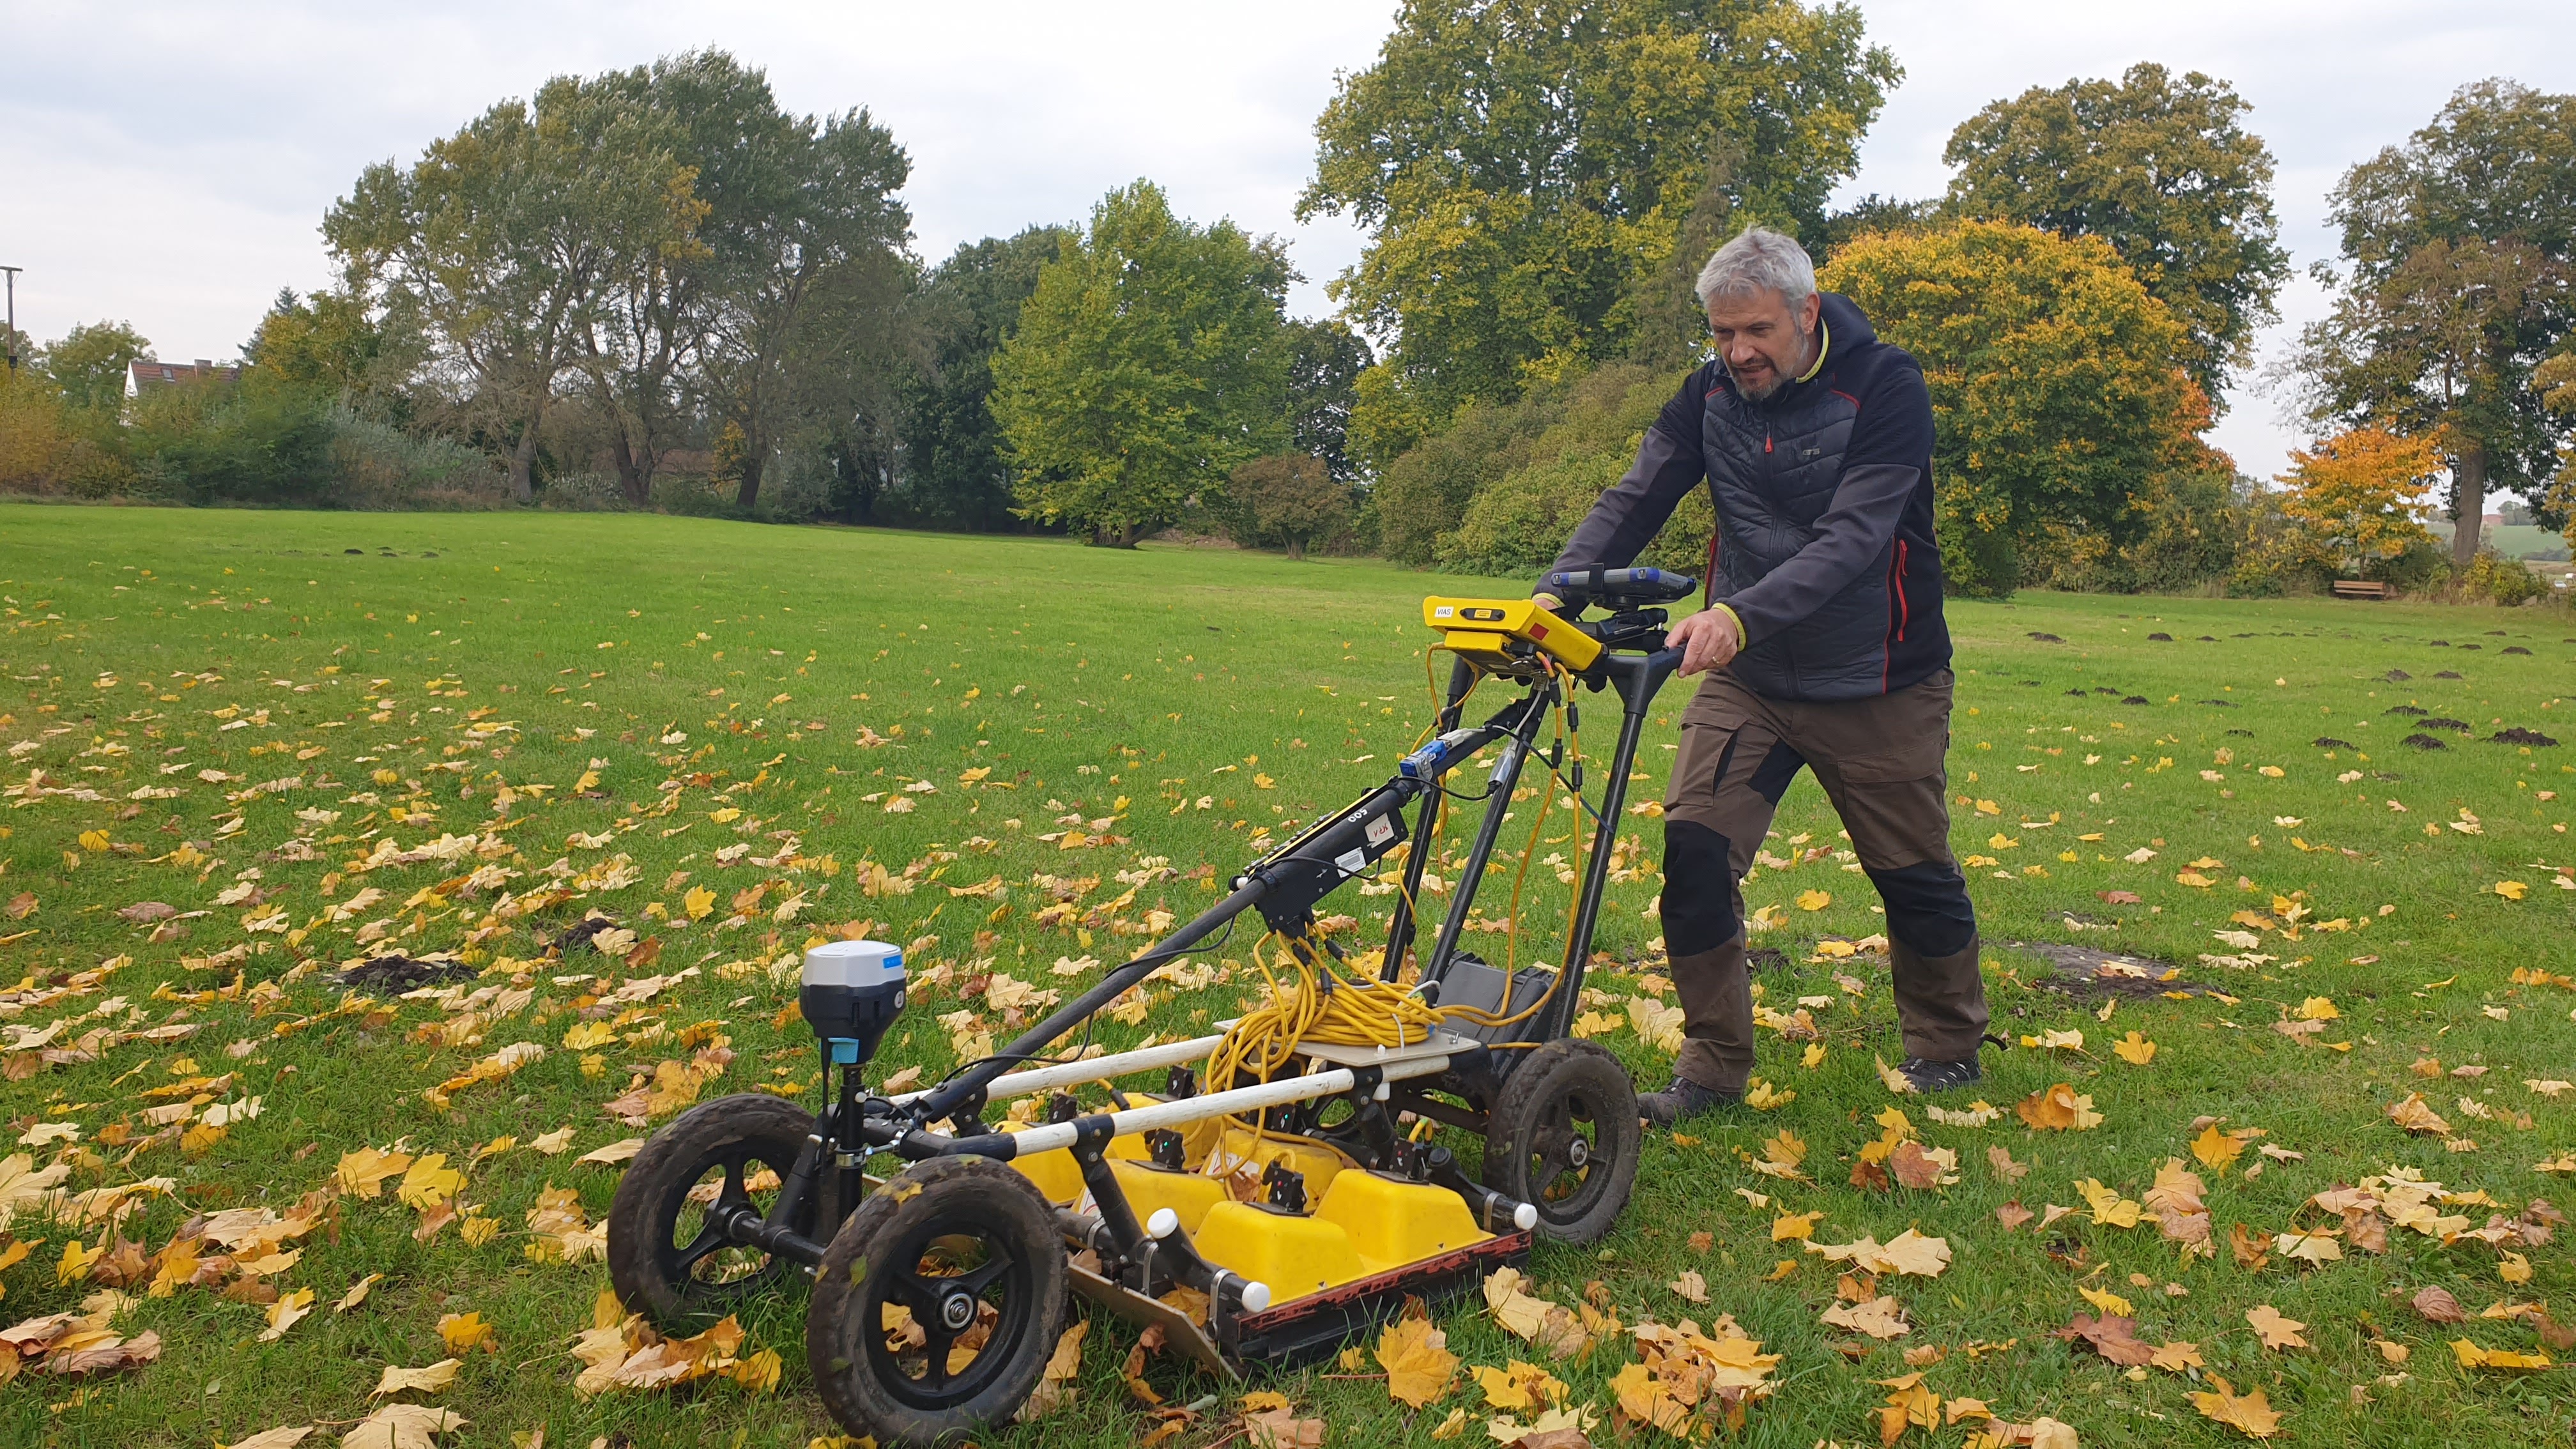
[1232,1231,1531,1367]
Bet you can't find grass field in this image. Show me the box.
[1,502,2572,1448]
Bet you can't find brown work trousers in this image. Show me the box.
[1659,666,1986,1091]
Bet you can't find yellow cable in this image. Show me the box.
[1191,646,1607,1174]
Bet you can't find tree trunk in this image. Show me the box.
[609,429,647,507]
[508,411,540,503]
[2452,440,2487,570]
[735,449,763,512]
[1286,534,1307,561]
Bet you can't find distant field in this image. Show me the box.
[3,503,2573,1447]
[2433,521,2569,562]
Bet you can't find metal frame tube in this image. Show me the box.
[885,1033,1227,1108]
[957,1054,1453,1158]
[1540,647,1678,1039]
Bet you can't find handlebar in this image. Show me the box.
[1542,565,1697,610]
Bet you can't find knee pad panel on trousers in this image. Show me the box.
[1867,860,1977,958]
[1660,818,1739,956]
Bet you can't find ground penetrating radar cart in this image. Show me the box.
[605,567,1698,1444]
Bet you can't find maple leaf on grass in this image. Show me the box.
[2453,1338,2553,1370]
[1820,1294,1910,1339]
[2058,1312,2155,1366]
[2188,1376,2283,1439]
[1243,1406,1326,1449]
[339,1404,467,1449]
[2245,1305,2308,1349]
[2014,1083,2101,1131]
[1375,1308,1457,1407]
[2386,1092,2451,1135]
[371,1359,462,1398]
[226,1429,317,1449]
[1472,1360,1568,1411]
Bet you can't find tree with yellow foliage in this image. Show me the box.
[2276,425,2442,578]
[1818,220,2212,595]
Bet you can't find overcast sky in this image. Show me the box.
[3,0,2568,480]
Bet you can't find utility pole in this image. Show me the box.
[1,266,20,374]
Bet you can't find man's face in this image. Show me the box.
[1708,289,1821,401]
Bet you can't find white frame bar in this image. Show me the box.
[885,1032,1230,1108]
[996,1053,1452,1157]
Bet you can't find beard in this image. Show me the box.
[1726,361,1784,401]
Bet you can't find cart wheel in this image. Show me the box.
[1482,1039,1639,1245]
[606,1092,816,1329]
[807,1156,1066,1446]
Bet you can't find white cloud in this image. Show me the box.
[4,0,2568,480]
[1836,0,2576,479]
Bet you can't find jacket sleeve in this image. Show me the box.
[1719,362,1933,644]
[1543,374,1706,583]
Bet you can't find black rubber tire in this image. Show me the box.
[1481,1039,1641,1245]
[806,1156,1066,1447]
[606,1092,816,1330]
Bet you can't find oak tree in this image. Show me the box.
[2302,79,2576,564]
[1943,63,2287,402]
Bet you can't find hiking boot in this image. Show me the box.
[1637,1077,1740,1128]
[1896,1055,1982,1093]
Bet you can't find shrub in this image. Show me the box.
[325,406,509,509]
[2463,549,2547,605]
[1229,455,1349,560]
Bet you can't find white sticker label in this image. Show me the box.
[1364,814,1395,847]
[1334,847,1368,875]
[1432,605,1455,618]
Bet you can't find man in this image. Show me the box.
[1536,226,1989,1125]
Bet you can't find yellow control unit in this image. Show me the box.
[1422,596,1601,675]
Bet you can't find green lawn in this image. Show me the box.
[2,503,2572,1448]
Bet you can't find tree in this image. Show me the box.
[2304,80,2576,567]
[326,72,712,500]
[2298,236,2566,568]
[1232,454,1349,559]
[894,227,1075,528]
[990,181,1293,547]
[1943,63,2287,401]
[1301,0,1898,462]
[677,82,910,512]
[2276,425,2442,577]
[1284,318,1373,484]
[1819,220,2212,595]
[245,288,412,415]
[42,321,151,412]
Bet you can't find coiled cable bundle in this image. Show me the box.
[1195,654,1600,1168]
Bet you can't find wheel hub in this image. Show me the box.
[939,1291,977,1331]
[1565,1136,1590,1169]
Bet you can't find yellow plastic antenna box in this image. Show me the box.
[1421,597,1602,673]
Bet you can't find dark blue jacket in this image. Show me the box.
[1545,293,1951,702]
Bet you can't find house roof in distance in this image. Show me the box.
[128,358,243,395]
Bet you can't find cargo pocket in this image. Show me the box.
[1667,691,1754,817]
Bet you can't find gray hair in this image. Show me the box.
[1694,226,1816,311]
